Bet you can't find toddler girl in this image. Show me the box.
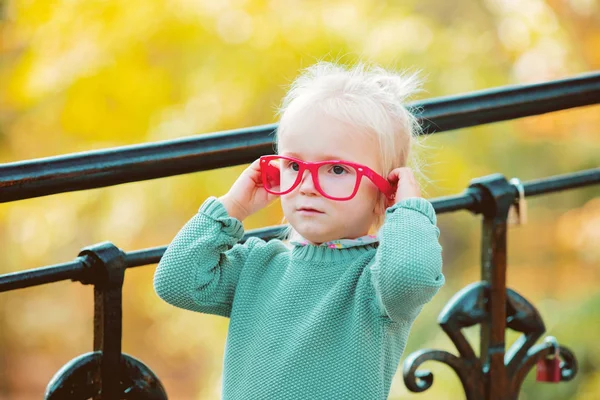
[154,61,445,400]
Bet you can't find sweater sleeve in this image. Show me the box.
[153,196,261,318]
[369,197,445,323]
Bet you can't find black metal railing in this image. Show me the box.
[1,71,599,400]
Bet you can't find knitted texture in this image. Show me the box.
[154,196,445,400]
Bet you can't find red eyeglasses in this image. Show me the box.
[259,155,396,201]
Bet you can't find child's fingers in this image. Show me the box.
[387,167,412,183]
[387,169,399,183]
[387,167,421,202]
[247,159,263,173]
[244,159,265,183]
[249,159,280,197]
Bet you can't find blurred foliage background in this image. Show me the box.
[0,0,599,399]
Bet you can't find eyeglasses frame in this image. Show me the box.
[259,155,396,201]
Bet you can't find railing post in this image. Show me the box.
[469,174,514,399]
[44,242,168,399]
[78,242,127,399]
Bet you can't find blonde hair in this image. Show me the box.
[274,61,427,241]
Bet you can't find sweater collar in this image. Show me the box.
[290,234,379,249]
[290,241,378,262]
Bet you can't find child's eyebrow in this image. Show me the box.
[320,154,348,161]
[281,151,349,161]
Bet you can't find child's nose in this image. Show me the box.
[298,170,318,195]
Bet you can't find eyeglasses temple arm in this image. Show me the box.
[362,169,396,200]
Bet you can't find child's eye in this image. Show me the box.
[330,165,348,175]
[283,160,300,171]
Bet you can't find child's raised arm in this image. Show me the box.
[369,197,445,323]
[153,159,278,318]
[153,197,262,317]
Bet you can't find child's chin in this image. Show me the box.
[295,226,335,244]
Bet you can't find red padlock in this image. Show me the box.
[536,336,561,383]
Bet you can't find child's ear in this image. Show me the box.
[373,195,387,216]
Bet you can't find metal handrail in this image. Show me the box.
[1,72,598,203]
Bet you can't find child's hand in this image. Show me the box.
[219,159,278,221]
[387,167,421,206]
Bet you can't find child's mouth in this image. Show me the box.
[297,207,324,214]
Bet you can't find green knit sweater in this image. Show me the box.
[154,196,445,400]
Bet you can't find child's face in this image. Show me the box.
[277,106,383,244]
